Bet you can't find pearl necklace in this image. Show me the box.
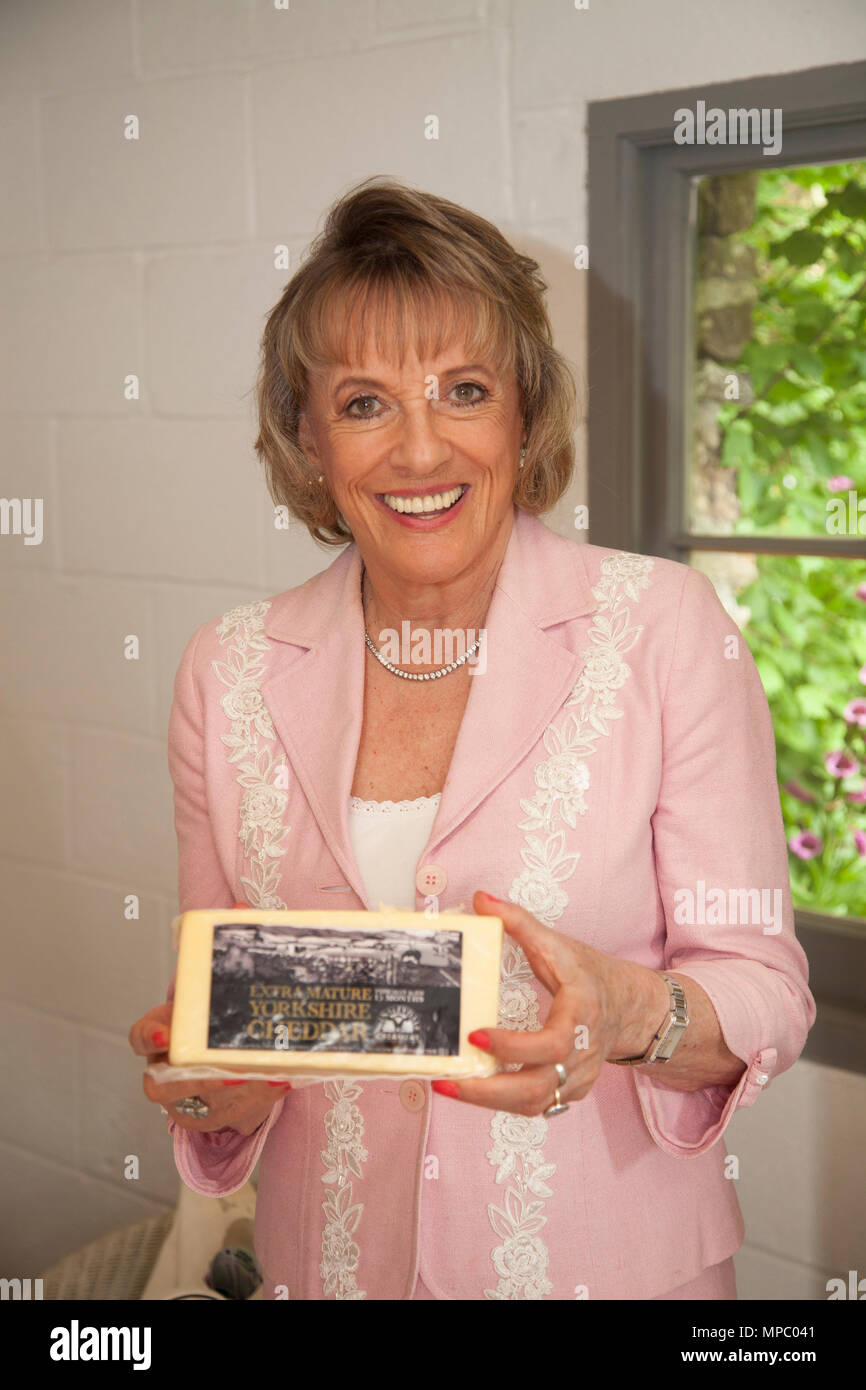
[361,565,484,681]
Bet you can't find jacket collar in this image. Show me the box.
[260,509,599,906]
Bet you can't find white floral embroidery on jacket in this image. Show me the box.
[214,600,368,1300]
[213,601,290,910]
[484,552,654,1300]
[319,1080,369,1300]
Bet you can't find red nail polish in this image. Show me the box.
[221,1080,246,1086]
[268,1081,292,1088]
[468,1030,491,1050]
[152,1030,168,1047]
[481,892,504,904]
[432,1080,459,1098]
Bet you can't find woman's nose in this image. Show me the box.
[388,400,452,472]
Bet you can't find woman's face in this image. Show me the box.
[298,322,524,592]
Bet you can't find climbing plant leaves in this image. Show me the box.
[706,160,866,916]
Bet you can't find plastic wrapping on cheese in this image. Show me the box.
[164,907,504,1082]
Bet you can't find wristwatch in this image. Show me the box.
[609,975,689,1066]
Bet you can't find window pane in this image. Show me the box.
[687,160,866,541]
[689,549,866,922]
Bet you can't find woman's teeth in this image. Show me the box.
[382,485,465,515]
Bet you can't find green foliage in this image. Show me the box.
[706,162,866,918]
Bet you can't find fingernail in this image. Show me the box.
[468,1030,491,1050]
[232,901,250,909]
[480,892,504,904]
[268,1081,292,1088]
[432,1080,459,1098]
[152,1030,168,1047]
[221,1080,245,1086]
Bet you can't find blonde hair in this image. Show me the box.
[254,176,579,545]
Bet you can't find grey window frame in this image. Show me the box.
[587,61,866,1075]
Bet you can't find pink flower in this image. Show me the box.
[827,476,856,492]
[844,698,866,726]
[789,831,823,859]
[857,583,866,603]
[784,780,815,803]
[825,750,861,779]
[848,789,866,804]
[855,831,866,857]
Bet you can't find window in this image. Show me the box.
[688,161,866,924]
[588,61,866,1073]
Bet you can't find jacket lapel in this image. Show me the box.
[261,545,371,903]
[426,510,599,850]
[259,510,600,900]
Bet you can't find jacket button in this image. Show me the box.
[399,1080,426,1112]
[415,863,446,896]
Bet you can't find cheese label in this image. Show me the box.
[209,921,463,1056]
[170,908,503,1078]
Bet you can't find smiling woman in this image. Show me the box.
[130,175,815,1302]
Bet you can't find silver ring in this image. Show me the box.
[542,1087,569,1119]
[554,1062,568,1087]
[174,1095,210,1119]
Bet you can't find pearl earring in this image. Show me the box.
[519,447,526,470]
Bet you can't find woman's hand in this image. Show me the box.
[431,891,670,1116]
[129,1004,292,1136]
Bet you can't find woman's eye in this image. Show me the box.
[345,395,381,417]
[449,381,488,407]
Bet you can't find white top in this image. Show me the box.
[347,794,441,909]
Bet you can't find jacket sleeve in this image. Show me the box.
[632,565,816,1158]
[164,621,287,1195]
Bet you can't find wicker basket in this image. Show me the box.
[40,1211,175,1301]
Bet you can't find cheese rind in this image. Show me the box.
[170,908,503,1078]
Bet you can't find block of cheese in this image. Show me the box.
[170,908,504,1078]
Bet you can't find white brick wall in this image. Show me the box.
[1,0,863,1292]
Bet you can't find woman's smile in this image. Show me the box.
[374,482,470,529]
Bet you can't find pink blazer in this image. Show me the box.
[164,507,815,1300]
